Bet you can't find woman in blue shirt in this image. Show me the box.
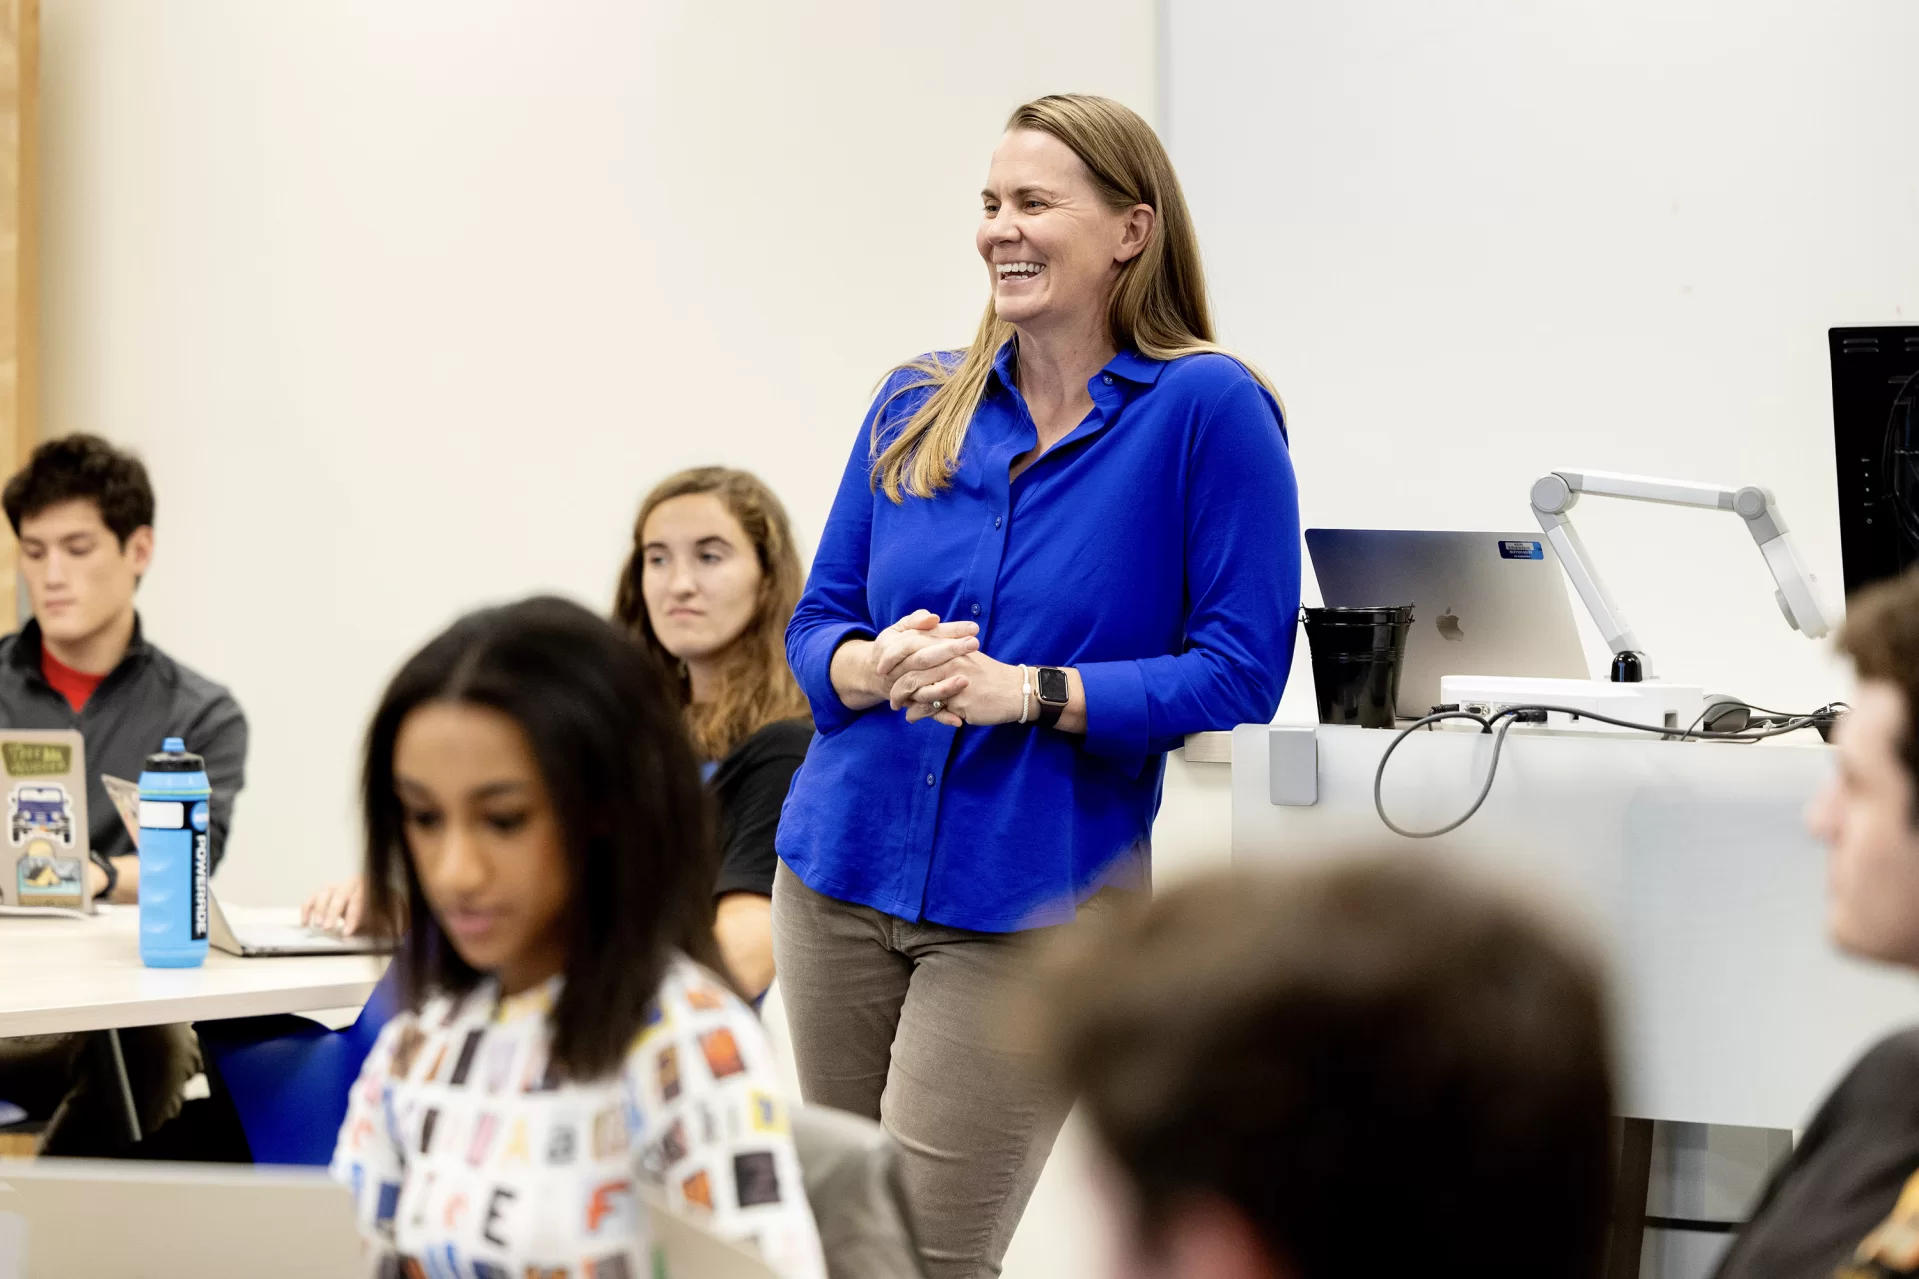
[775,93,1300,1278]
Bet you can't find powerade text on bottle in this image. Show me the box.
[138,737,210,968]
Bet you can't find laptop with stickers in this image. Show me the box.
[0,729,92,916]
[1305,529,1591,720]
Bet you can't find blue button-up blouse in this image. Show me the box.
[778,342,1301,932]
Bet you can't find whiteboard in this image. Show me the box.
[1166,1,1919,717]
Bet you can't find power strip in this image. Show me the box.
[1436,675,1706,734]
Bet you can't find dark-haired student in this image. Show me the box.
[0,434,247,1156]
[1045,858,1614,1279]
[1713,566,1919,1279]
[329,597,826,1278]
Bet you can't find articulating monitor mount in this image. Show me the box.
[1528,469,1830,681]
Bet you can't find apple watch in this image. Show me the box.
[1035,666,1070,729]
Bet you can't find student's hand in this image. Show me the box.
[302,877,368,935]
[86,861,109,899]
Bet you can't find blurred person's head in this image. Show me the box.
[362,596,725,1080]
[614,466,808,760]
[1045,859,1614,1279]
[1813,567,1919,965]
[3,434,156,658]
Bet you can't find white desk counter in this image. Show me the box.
[0,906,387,1038]
[1221,723,1919,1131]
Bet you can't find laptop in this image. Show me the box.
[0,1158,778,1278]
[1305,529,1590,719]
[0,729,93,917]
[89,771,384,957]
[208,895,391,958]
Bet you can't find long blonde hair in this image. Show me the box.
[614,467,810,760]
[872,93,1274,502]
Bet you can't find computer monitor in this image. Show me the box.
[1829,325,1919,596]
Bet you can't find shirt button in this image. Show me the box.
[971,603,981,616]
[925,773,936,787]
[993,516,1002,529]
[1102,374,1114,385]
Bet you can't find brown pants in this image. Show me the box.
[772,862,1096,1279]
[0,1024,200,1156]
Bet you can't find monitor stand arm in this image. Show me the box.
[1528,469,1831,683]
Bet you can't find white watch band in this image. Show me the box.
[1019,664,1034,726]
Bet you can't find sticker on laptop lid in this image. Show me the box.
[17,838,83,908]
[8,782,73,846]
[1,739,71,778]
[1498,540,1545,560]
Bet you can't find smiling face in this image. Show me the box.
[639,493,764,674]
[395,700,572,995]
[16,499,151,658]
[1808,680,1919,967]
[977,129,1153,341]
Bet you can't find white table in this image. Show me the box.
[1226,723,1919,1131]
[0,906,388,1039]
[1222,722,1919,1275]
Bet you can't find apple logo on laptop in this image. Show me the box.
[1436,608,1464,641]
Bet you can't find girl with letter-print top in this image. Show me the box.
[328,597,824,1279]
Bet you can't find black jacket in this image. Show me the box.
[1713,1028,1919,1278]
[0,618,248,871]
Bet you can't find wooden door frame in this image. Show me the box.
[0,0,37,631]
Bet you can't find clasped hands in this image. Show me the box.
[871,609,1024,728]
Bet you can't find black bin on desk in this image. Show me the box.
[1301,605,1413,729]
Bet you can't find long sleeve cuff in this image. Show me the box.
[1078,659,1150,773]
[791,620,875,735]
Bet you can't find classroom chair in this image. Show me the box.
[195,965,401,1166]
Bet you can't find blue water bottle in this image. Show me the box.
[138,736,210,968]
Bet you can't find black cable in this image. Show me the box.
[1375,702,1835,839]
[1688,698,1849,740]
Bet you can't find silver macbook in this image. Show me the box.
[1305,529,1590,719]
[209,896,390,958]
[0,1158,777,1278]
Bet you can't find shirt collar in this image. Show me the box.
[8,615,151,677]
[1102,348,1165,385]
[988,338,1167,393]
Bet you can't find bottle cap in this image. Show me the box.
[145,737,205,774]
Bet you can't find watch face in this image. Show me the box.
[1038,667,1070,705]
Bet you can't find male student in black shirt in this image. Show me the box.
[1714,566,1919,1278]
[0,434,247,1155]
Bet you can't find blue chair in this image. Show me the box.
[198,965,400,1166]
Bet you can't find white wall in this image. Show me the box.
[37,0,1157,906]
[1168,0,1919,723]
